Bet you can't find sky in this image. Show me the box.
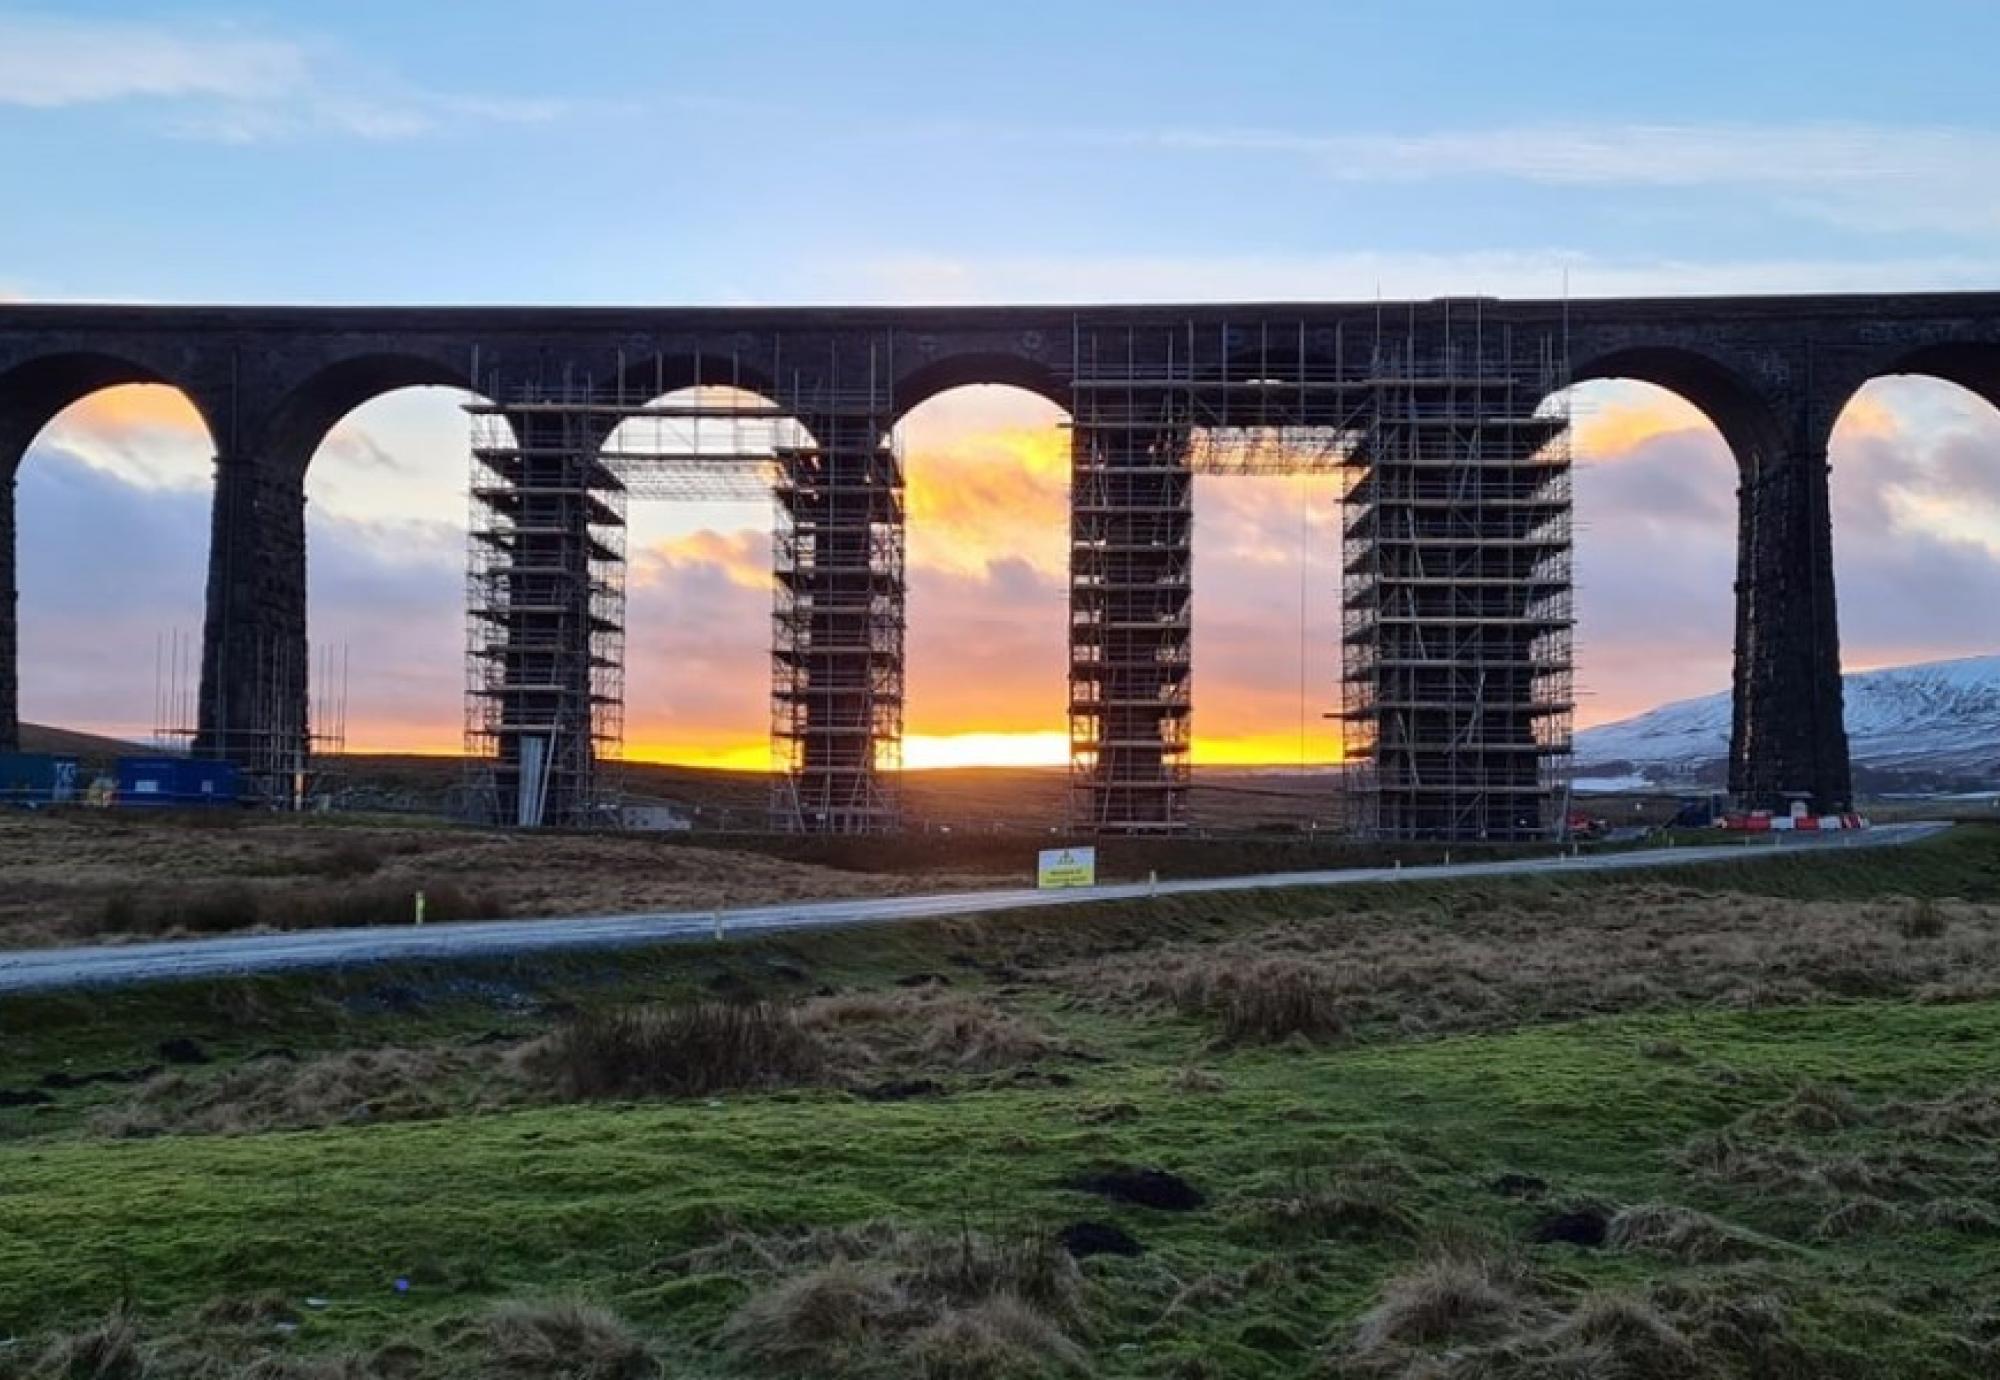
[6,2,2000,766]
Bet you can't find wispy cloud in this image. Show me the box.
[843,248,2000,306]
[0,12,571,142]
[1114,121,2000,236]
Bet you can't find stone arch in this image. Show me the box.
[893,381,1072,774]
[1566,345,1785,466]
[259,352,477,479]
[0,350,221,476]
[1867,341,2000,412]
[1563,344,1852,811]
[1821,354,2000,726]
[199,352,490,775]
[0,354,222,753]
[891,352,1067,422]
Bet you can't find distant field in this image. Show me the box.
[16,722,141,761]
[2,825,1996,1377]
[320,752,1349,833]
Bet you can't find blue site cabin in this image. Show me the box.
[115,757,240,808]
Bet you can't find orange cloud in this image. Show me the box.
[1832,390,1900,441]
[33,383,215,491]
[56,383,210,440]
[633,528,770,591]
[1570,390,1712,460]
[904,424,1070,580]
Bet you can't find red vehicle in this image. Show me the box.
[1565,810,1609,841]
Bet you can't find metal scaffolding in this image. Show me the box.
[457,314,1568,842]
[465,397,627,828]
[462,352,903,833]
[1066,312,1571,841]
[1339,311,1574,841]
[1066,322,1350,834]
[156,627,347,806]
[770,404,905,834]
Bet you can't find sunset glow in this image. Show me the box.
[15,348,2000,763]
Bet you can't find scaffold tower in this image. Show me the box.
[1066,321,1351,833]
[462,346,903,833]
[465,398,627,828]
[770,403,905,833]
[1339,310,1574,841]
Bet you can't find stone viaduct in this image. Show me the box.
[2,293,1998,826]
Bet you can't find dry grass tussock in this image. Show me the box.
[1331,1253,1827,1379]
[1246,1162,1424,1243]
[1348,1251,1535,1354]
[684,1221,1085,1377]
[92,990,1065,1136]
[1061,887,2000,1044]
[1676,1080,2000,1241]
[458,1299,655,1379]
[526,1001,827,1101]
[0,1296,656,1379]
[1603,1203,1766,1263]
[90,1045,525,1138]
[796,990,1063,1073]
[529,991,1061,1102]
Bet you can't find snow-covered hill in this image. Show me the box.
[1576,654,2000,785]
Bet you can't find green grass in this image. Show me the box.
[5,1000,1997,1374]
[2,824,1997,1376]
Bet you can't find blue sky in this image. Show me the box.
[5,3,1998,758]
[9,2,2000,303]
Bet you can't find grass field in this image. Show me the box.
[2,826,1997,1376]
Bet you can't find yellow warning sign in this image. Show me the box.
[1037,846,1097,890]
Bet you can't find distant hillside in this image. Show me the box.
[1577,654,2000,789]
[18,723,142,762]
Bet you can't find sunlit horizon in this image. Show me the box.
[306,729,1346,772]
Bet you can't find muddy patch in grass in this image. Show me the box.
[1067,1166,1205,1212]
